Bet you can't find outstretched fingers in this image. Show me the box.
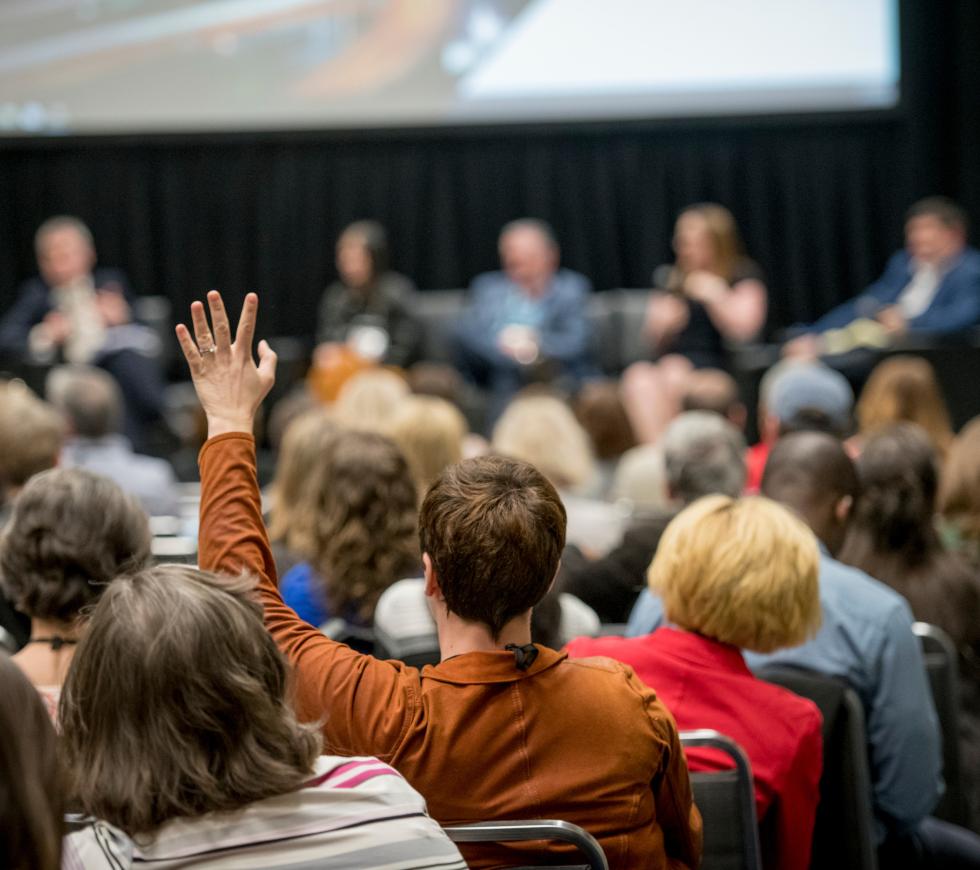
[235,292,259,355]
[175,323,202,374]
[190,300,213,352]
[256,338,278,387]
[207,290,232,360]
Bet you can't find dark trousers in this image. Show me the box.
[880,816,980,869]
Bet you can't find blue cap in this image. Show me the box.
[768,364,854,431]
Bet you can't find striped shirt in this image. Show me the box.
[62,755,467,869]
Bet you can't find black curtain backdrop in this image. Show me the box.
[0,0,977,340]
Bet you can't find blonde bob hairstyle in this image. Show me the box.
[649,495,821,653]
[492,394,595,492]
[387,395,467,499]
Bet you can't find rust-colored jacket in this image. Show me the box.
[199,434,702,869]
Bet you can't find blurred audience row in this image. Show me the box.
[0,198,978,869]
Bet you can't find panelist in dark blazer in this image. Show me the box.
[0,216,163,443]
[786,197,980,358]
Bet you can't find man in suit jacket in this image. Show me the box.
[0,216,164,444]
[453,219,593,424]
[785,197,980,358]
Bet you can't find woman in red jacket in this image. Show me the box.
[567,494,824,870]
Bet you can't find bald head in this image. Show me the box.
[761,431,859,553]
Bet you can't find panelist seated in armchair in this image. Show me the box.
[0,216,164,443]
[452,219,593,422]
[785,197,980,359]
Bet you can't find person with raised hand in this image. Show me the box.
[181,290,702,870]
[61,291,466,870]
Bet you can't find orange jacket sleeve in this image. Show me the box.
[197,433,417,760]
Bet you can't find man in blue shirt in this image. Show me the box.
[784,197,980,359]
[453,219,592,423]
[627,432,980,864]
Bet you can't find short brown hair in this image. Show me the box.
[59,566,321,835]
[419,455,566,637]
[0,468,151,623]
[0,656,62,870]
[0,383,63,493]
[650,495,821,653]
[573,380,637,461]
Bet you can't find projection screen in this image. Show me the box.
[0,0,900,135]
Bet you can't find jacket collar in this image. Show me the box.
[424,645,567,685]
[651,626,751,676]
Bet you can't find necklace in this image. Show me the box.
[25,636,78,651]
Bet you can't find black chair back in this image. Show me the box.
[759,666,878,870]
[681,729,762,870]
[913,621,968,826]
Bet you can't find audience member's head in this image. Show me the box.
[905,196,968,265]
[266,388,320,452]
[572,380,637,462]
[0,655,62,870]
[939,416,980,549]
[46,365,122,439]
[0,383,64,503]
[493,394,596,492]
[388,395,467,499]
[672,203,744,281]
[761,431,860,556]
[0,468,151,634]
[59,566,320,835]
[856,356,952,456]
[302,430,418,622]
[840,424,941,571]
[839,423,980,646]
[336,219,389,290]
[767,363,854,439]
[333,369,409,432]
[499,218,559,295]
[408,362,466,408]
[649,495,820,653]
[609,445,670,515]
[34,215,96,288]
[661,411,746,504]
[680,368,747,431]
[267,408,339,549]
[419,455,566,638]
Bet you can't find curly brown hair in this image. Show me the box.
[305,431,419,622]
[0,468,151,623]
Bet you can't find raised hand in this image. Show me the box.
[176,291,277,438]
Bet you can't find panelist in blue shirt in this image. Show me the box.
[453,219,592,423]
[785,197,980,359]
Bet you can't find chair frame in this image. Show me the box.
[444,819,609,870]
[913,620,967,826]
[680,728,763,870]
